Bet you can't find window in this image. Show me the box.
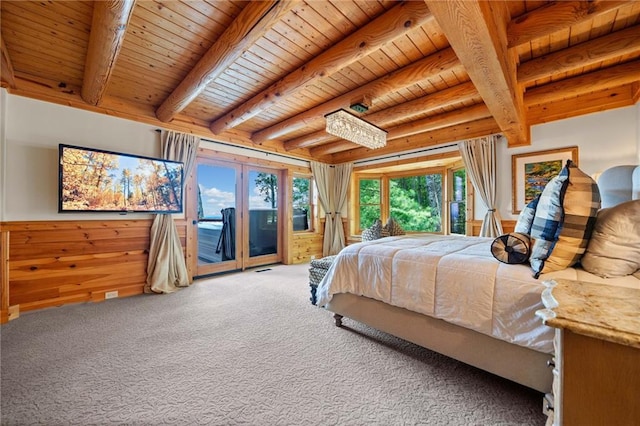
[390,173,443,232]
[292,176,313,231]
[358,178,381,230]
[449,168,467,235]
[354,164,465,236]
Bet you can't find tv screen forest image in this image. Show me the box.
[60,145,183,213]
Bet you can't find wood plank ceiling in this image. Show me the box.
[1,0,639,164]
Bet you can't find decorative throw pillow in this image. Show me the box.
[529,160,600,278]
[383,217,405,236]
[491,232,531,264]
[361,219,382,242]
[514,195,540,234]
[581,200,640,277]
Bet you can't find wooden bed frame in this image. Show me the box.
[326,293,553,393]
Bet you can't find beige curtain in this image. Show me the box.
[458,135,503,238]
[145,130,200,294]
[311,161,353,256]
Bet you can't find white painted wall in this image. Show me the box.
[0,89,7,222]
[2,92,159,221]
[486,104,640,221]
[2,90,639,222]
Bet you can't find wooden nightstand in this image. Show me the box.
[537,279,640,426]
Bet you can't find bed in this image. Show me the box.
[316,163,640,393]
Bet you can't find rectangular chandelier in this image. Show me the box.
[325,109,387,149]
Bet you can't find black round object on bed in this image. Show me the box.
[491,232,531,264]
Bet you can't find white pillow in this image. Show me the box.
[581,200,640,278]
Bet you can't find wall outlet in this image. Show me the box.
[310,255,316,260]
[105,290,119,300]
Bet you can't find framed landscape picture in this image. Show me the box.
[511,146,578,214]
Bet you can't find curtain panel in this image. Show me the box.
[145,130,200,294]
[311,161,353,257]
[458,135,503,238]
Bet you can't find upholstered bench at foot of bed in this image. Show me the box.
[309,255,337,305]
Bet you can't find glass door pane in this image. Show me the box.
[248,170,278,258]
[196,163,238,271]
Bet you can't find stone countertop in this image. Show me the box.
[536,278,640,349]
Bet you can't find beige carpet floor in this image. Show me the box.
[1,263,545,425]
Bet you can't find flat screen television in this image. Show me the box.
[59,144,184,213]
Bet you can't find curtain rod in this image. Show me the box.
[353,142,459,166]
[155,128,310,166]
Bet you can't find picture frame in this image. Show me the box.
[511,146,578,214]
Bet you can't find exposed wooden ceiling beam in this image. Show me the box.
[81,0,136,106]
[507,0,630,48]
[527,84,637,125]
[366,81,480,125]
[518,25,640,86]
[309,140,360,156]
[387,103,492,141]
[284,130,330,151]
[525,60,640,106]
[0,34,16,89]
[283,81,479,151]
[209,1,434,134]
[155,0,292,123]
[425,0,529,147]
[258,47,463,145]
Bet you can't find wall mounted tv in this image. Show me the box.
[59,144,184,213]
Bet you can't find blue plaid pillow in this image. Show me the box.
[529,160,600,277]
[514,195,540,234]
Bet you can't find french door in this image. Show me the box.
[244,167,281,268]
[191,158,282,277]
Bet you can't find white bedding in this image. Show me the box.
[316,235,640,354]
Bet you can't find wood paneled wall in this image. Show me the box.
[471,220,516,236]
[290,232,323,263]
[288,218,348,263]
[0,217,324,323]
[0,219,186,323]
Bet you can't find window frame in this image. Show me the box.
[387,167,446,234]
[448,163,468,235]
[292,174,315,233]
[355,175,383,234]
[354,164,464,236]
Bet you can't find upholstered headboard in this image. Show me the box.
[596,165,640,208]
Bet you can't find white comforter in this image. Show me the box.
[316,235,557,353]
[317,234,640,354]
